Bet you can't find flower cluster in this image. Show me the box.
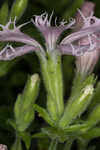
[0,10,100,60]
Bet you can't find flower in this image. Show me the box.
[75,1,100,75]
[0,10,100,60]
[0,144,7,150]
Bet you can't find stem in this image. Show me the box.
[11,134,22,150]
[48,140,58,150]
[63,139,74,150]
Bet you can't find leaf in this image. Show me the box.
[0,1,9,25]
[19,131,31,150]
[63,0,84,18]
[34,104,55,127]
[88,82,100,112]
[0,60,17,77]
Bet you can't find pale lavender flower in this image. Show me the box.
[75,1,100,74]
[0,11,100,60]
[0,144,7,150]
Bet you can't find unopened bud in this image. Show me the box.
[59,84,94,129]
[10,0,28,21]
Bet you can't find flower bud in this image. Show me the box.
[14,74,40,131]
[74,2,100,76]
[59,84,94,129]
[10,0,28,21]
[0,1,9,25]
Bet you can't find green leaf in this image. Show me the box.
[81,127,100,140]
[10,0,28,21]
[88,82,100,112]
[0,1,9,25]
[86,104,100,127]
[0,60,17,77]
[7,119,16,130]
[19,132,31,150]
[41,127,69,142]
[32,132,47,139]
[63,0,84,18]
[34,104,55,127]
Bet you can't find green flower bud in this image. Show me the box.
[14,74,40,131]
[22,74,40,110]
[10,0,28,21]
[0,1,9,25]
[59,85,94,129]
[39,53,64,121]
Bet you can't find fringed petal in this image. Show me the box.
[76,48,100,74]
[31,12,75,50]
[61,10,100,45]
[0,18,42,49]
[61,23,100,45]
[58,43,97,56]
[0,44,37,60]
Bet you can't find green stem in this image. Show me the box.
[48,140,58,150]
[11,134,22,150]
[63,139,74,150]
